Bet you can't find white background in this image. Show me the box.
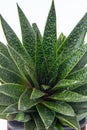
[0,0,87,129]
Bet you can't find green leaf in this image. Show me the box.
[55,124,63,130]
[58,44,87,79]
[56,114,80,130]
[70,102,87,115]
[2,103,18,114]
[18,89,40,111]
[72,51,87,72]
[17,5,36,60]
[32,23,42,41]
[32,23,43,83]
[41,85,50,90]
[33,113,46,130]
[42,0,57,72]
[0,15,34,69]
[53,79,82,91]
[0,52,19,73]
[43,100,75,116]
[0,66,25,84]
[24,64,39,88]
[14,112,31,122]
[8,45,38,88]
[24,120,36,130]
[77,112,87,121]
[0,93,16,106]
[30,88,45,99]
[49,13,87,84]
[0,42,11,59]
[57,32,66,48]
[67,66,87,81]
[0,15,21,50]
[58,13,87,55]
[36,104,55,129]
[75,84,87,96]
[0,83,25,99]
[71,102,87,120]
[47,122,56,130]
[0,106,6,113]
[7,45,28,80]
[50,90,87,102]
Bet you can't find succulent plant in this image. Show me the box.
[0,0,87,130]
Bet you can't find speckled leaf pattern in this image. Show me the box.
[0,1,87,130]
[0,83,25,99]
[32,23,42,41]
[49,13,87,84]
[67,66,87,81]
[58,13,87,55]
[75,84,87,96]
[0,42,11,59]
[58,44,87,79]
[43,100,75,116]
[18,89,40,111]
[2,103,18,114]
[33,113,46,130]
[0,16,34,69]
[72,50,87,72]
[70,102,87,115]
[7,42,38,88]
[0,52,19,73]
[8,45,35,86]
[42,0,57,75]
[50,90,87,102]
[53,79,83,91]
[36,104,55,129]
[17,5,36,60]
[57,32,66,48]
[32,23,44,84]
[24,120,36,130]
[56,114,80,130]
[0,66,25,84]
[30,88,45,99]
[0,93,16,106]
[25,63,39,88]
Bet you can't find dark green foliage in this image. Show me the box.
[0,1,87,130]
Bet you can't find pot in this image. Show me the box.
[7,118,87,130]
[7,121,24,130]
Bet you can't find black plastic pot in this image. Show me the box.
[7,121,24,130]
[7,118,87,130]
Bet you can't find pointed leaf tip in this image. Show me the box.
[42,0,57,76]
[30,88,45,99]
[17,2,36,59]
[36,104,55,129]
[17,3,21,11]
[16,3,18,7]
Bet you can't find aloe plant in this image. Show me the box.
[0,0,87,130]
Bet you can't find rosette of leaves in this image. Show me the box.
[0,0,87,130]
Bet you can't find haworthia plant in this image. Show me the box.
[0,0,87,130]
